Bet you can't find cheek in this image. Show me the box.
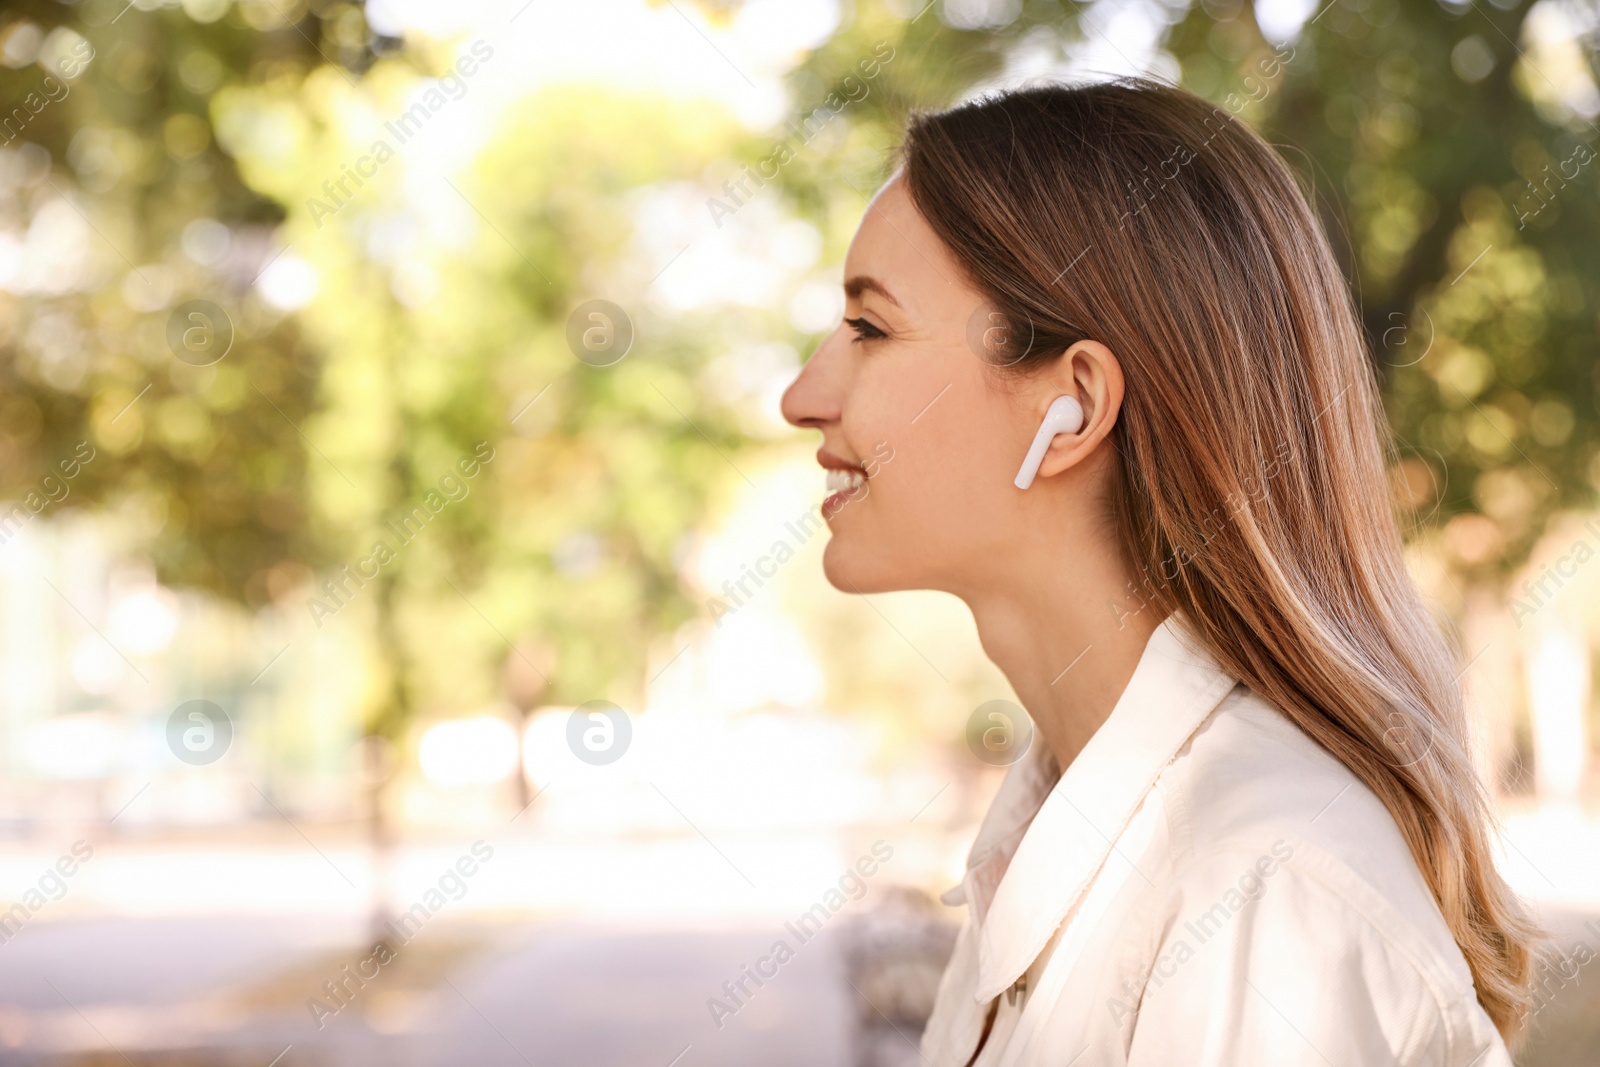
[855,390,1013,530]
[881,434,966,515]
[822,368,1021,592]
[917,417,1011,522]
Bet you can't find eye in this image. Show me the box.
[844,316,887,343]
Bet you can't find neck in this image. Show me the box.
[955,533,1164,773]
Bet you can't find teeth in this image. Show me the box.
[826,467,865,494]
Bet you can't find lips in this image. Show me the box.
[817,449,869,506]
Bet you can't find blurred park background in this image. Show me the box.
[0,0,1597,1063]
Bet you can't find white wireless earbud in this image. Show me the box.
[1013,395,1084,490]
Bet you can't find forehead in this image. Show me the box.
[843,176,970,313]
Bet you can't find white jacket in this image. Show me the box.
[920,612,1512,1067]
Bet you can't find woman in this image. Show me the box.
[779,78,1540,1066]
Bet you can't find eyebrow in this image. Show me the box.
[843,275,902,309]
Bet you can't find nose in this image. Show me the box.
[781,329,846,431]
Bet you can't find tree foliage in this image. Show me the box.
[1,0,1595,747]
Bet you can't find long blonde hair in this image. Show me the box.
[901,77,1539,1041]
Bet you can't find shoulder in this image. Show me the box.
[1160,687,1452,940]
[1127,844,1507,1066]
[1148,686,1483,1010]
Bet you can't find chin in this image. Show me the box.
[821,534,907,595]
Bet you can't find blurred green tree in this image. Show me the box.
[1,0,1596,796]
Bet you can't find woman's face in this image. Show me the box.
[780,175,1049,597]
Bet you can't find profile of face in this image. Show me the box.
[780,175,1123,601]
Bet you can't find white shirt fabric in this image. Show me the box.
[921,611,1512,1067]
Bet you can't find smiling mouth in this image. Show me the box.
[825,468,866,495]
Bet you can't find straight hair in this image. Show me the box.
[900,77,1539,1042]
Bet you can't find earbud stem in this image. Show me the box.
[1014,428,1056,490]
[1013,394,1083,490]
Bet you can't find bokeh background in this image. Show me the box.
[0,0,1597,1063]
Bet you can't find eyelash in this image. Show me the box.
[844,317,887,343]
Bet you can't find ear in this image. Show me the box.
[1030,340,1125,481]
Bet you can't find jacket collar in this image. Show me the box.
[950,611,1241,1003]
